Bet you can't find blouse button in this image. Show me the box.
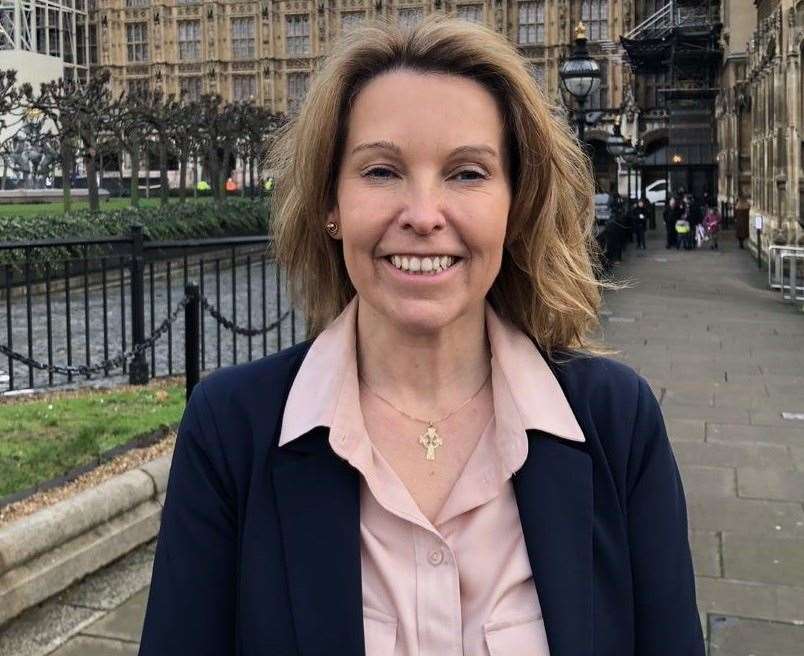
[428,549,444,566]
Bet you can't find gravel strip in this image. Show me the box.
[0,432,176,527]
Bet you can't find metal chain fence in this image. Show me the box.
[0,290,292,385]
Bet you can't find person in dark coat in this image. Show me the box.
[606,190,626,263]
[630,196,649,251]
[734,194,750,249]
[664,197,680,249]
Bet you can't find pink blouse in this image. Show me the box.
[279,297,585,655]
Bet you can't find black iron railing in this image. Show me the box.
[0,227,301,393]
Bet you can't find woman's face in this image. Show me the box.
[327,69,512,335]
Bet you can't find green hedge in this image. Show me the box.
[0,198,271,272]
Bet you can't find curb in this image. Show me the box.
[0,451,173,628]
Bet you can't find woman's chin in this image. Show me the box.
[373,297,477,337]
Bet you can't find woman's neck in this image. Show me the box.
[355,299,491,418]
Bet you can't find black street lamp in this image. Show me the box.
[559,21,601,144]
[606,122,627,197]
[622,140,645,206]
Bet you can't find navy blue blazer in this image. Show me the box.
[139,341,705,656]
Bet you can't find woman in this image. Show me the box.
[139,15,703,656]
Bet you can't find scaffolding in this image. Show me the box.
[0,0,90,82]
[620,0,723,194]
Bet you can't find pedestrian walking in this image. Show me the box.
[703,206,722,250]
[630,196,649,252]
[665,196,681,248]
[685,193,701,249]
[139,15,705,656]
[607,190,626,263]
[734,194,750,249]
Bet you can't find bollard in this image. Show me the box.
[185,282,200,402]
[129,224,149,385]
[756,228,762,270]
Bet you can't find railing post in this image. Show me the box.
[185,282,200,402]
[756,227,762,270]
[129,224,149,385]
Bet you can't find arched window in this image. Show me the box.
[581,0,608,41]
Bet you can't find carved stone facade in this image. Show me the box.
[89,0,633,125]
[717,0,804,249]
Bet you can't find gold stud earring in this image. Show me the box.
[325,221,339,237]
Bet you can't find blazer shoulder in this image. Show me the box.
[550,352,647,407]
[548,352,663,450]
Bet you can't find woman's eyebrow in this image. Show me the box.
[350,141,498,160]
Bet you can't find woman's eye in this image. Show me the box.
[455,170,487,181]
[364,167,396,180]
[362,167,487,181]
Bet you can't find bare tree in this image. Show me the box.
[140,88,184,206]
[169,100,198,202]
[236,103,286,198]
[21,70,112,212]
[0,69,26,190]
[107,87,153,208]
[195,94,244,203]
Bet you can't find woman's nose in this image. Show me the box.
[397,197,447,235]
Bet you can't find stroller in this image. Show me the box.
[703,208,721,250]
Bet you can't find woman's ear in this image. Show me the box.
[325,207,343,240]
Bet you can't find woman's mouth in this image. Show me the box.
[385,254,461,276]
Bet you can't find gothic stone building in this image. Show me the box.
[715,0,804,250]
[88,0,635,190]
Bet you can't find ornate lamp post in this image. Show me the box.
[606,122,627,196]
[622,142,636,204]
[559,21,601,145]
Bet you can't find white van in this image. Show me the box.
[644,179,668,206]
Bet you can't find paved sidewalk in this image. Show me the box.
[601,227,804,653]
[1,225,803,655]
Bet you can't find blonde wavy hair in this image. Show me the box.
[267,14,608,357]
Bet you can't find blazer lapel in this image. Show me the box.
[514,430,594,656]
[272,427,365,656]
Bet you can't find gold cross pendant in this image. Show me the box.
[419,423,443,461]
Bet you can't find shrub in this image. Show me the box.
[0,198,271,273]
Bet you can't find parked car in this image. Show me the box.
[644,179,668,206]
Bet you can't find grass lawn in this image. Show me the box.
[0,195,217,218]
[0,377,186,498]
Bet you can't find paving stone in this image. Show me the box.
[672,441,793,470]
[722,534,804,587]
[751,410,804,429]
[48,635,139,656]
[686,497,804,537]
[661,402,751,425]
[689,530,721,578]
[737,468,804,502]
[679,465,736,498]
[79,588,148,643]
[59,541,156,611]
[665,417,707,441]
[662,386,715,407]
[695,576,804,624]
[0,601,103,656]
[708,615,804,656]
[776,585,804,622]
[791,446,804,471]
[707,423,804,447]
[765,378,804,395]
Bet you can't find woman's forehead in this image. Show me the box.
[343,73,505,160]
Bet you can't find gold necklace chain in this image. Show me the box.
[359,370,491,462]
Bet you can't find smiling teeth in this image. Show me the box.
[390,255,456,274]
